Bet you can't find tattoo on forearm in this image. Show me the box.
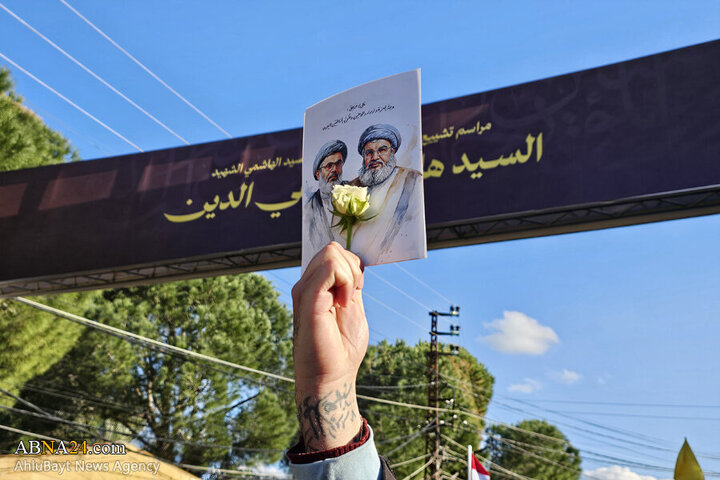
[297,383,359,451]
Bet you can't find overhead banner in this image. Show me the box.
[1,39,719,287]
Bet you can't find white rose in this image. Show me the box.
[331,185,370,216]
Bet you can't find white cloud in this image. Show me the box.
[477,311,559,355]
[581,466,670,480]
[550,368,582,384]
[508,378,541,394]
[597,373,612,385]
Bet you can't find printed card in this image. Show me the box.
[302,70,426,270]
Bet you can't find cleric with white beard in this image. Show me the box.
[350,124,422,265]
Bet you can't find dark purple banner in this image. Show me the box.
[1,39,719,285]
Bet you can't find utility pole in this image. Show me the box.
[425,305,460,480]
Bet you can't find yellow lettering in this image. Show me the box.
[255,190,302,212]
[453,153,481,174]
[423,158,445,179]
[536,132,543,162]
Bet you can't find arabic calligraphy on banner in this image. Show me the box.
[424,132,543,180]
[161,120,545,225]
[4,39,720,285]
[163,155,304,222]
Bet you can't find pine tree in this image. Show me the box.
[0,275,298,469]
[357,340,493,478]
[0,66,88,409]
[483,419,581,480]
[0,67,78,172]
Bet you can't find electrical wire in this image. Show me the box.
[389,453,431,469]
[383,421,435,457]
[11,296,485,419]
[539,410,720,421]
[0,423,60,442]
[363,291,428,332]
[58,0,232,139]
[0,422,290,478]
[265,270,423,339]
[13,296,293,383]
[0,52,142,151]
[399,457,434,480]
[392,263,453,306]
[21,98,112,155]
[31,295,677,472]
[0,401,283,455]
[12,298,715,476]
[440,372,687,457]
[508,398,720,409]
[366,269,432,311]
[0,2,189,145]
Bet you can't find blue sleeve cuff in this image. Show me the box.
[288,424,382,480]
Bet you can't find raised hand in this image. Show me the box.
[291,242,368,451]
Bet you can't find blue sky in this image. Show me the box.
[1,1,719,478]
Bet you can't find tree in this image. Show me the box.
[0,293,97,406]
[482,419,581,480]
[0,66,88,408]
[0,67,78,172]
[0,275,298,471]
[357,340,494,478]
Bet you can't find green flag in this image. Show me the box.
[674,439,704,480]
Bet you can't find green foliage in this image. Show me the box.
[482,419,581,480]
[0,293,97,407]
[0,67,78,172]
[0,66,86,409]
[0,275,298,469]
[357,340,493,478]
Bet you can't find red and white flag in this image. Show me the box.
[468,445,490,480]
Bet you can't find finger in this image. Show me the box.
[336,249,363,306]
[303,243,354,308]
[329,248,356,308]
[303,241,341,275]
[294,242,339,303]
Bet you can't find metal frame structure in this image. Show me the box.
[2,185,720,297]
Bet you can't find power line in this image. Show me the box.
[399,457,435,480]
[0,52,142,151]
[501,395,673,448]
[0,403,282,455]
[364,291,428,332]
[13,296,293,383]
[0,423,60,442]
[0,422,290,478]
[264,270,395,342]
[357,383,431,391]
[384,421,435,457]
[366,269,432,311]
[390,453,431,469]
[11,296,482,419]
[440,372,675,454]
[436,375,716,468]
[22,98,112,155]
[58,0,233,139]
[393,263,453,306]
[268,270,397,341]
[0,2,189,145]
[506,397,720,409]
[542,411,720,421]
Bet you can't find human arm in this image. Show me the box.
[288,242,390,479]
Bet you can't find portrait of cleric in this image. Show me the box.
[302,123,425,269]
[305,139,348,254]
[348,123,423,265]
